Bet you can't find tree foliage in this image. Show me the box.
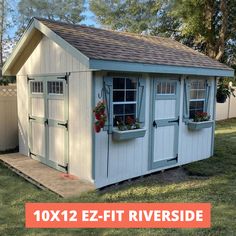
[0,0,15,77]
[17,0,85,36]
[90,0,161,33]
[90,0,236,65]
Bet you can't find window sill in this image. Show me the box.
[112,128,146,141]
[187,120,214,131]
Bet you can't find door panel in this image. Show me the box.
[28,77,68,172]
[48,99,65,121]
[153,124,176,162]
[31,97,45,118]
[30,121,46,159]
[155,100,176,120]
[150,79,180,169]
[46,79,68,170]
[48,126,65,165]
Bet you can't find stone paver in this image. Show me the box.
[0,153,95,198]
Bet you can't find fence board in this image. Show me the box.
[0,85,18,151]
[216,86,236,121]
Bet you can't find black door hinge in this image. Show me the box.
[167,154,178,162]
[57,72,70,84]
[29,116,36,121]
[58,163,68,172]
[29,151,36,157]
[27,76,35,82]
[58,121,68,129]
[44,119,48,125]
[168,117,179,125]
[153,120,158,128]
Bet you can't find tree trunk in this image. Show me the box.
[215,0,228,61]
[204,0,216,58]
[204,0,228,61]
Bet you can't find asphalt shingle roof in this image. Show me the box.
[37,18,232,71]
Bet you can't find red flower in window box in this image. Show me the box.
[116,116,141,131]
[193,112,210,122]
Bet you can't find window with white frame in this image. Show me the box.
[157,81,176,95]
[113,77,137,126]
[31,81,43,94]
[189,80,206,119]
[47,81,64,95]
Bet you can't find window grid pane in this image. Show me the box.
[189,80,206,119]
[48,81,64,95]
[156,82,176,95]
[31,81,43,94]
[113,77,137,126]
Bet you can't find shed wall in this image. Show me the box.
[94,73,215,188]
[94,72,150,187]
[178,77,215,164]
[17,35,93,181]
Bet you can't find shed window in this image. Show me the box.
[31,81,43,94]
[189,80,206,119]
[157,81,176,95]
[113,77,137,126]
[47,81,63,95]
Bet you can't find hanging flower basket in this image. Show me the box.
[216,93,227,103]
[93,101,107,133]
[216,80,235,103]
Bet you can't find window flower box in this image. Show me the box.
[112,128,146,141]
[187,120,214,131]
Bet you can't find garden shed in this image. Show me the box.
[2,18,234,188]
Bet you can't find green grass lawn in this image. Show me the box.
[1,119,236,236]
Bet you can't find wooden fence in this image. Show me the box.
[216,86,236,121]
[0,85,18,151]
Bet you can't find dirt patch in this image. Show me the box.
[99,167,191,192]
[155,167,189,184]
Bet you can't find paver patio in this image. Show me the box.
[0,153,95,198]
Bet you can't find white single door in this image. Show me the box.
[29,76,68,172]
[46,79,68,171]
[150,79,180,169]
[29,79,47,164]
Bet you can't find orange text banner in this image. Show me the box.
[25,203,211,228]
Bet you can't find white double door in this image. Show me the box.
[29,76,68,172]
[150,79,180,169]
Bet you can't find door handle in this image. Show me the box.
[153,120,157,128]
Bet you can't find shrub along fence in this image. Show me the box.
[216,86,236,121]
[0,85,18,151]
